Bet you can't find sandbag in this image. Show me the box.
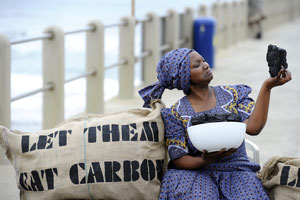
[257,156,300,200]
[0,100,166,200]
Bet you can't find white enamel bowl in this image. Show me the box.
[187,122,246,153]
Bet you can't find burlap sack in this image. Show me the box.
[257,156,300,200]
[0,100,166,200]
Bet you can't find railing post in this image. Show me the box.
[198,4,207,17]
[219,2,226,49]
[211,2,222,51]
[277,0,282,27]
[296,0,299,17]
[285,0,290,22]
[119,16,135,99]
[143,13,160,85]
[42,26,65,129]
[165,9,179,51]
[270,0,276,29]
[280,0,284,23]
[270,0,276,28]
[290,0,296,20]
[240,0,248,40]
[86,20,104,113]
[267,0,273,30]
[227,2,233,47]
[297,0,300,17]
[231,1,238,45]
[235,1,241,43]
[262,0,268,30]
[0,34,11,128]
[182,7,194,49]
[221,2,230,49]
[264,0,273,30]
[290,0,298,21]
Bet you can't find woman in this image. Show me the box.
[139,48,291,199]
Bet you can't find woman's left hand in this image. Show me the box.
[202,148,236,160]
[265,68,292,89]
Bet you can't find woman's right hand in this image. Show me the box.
[245,68,292,135]
[264,68,292,90]
[202,148,236,161]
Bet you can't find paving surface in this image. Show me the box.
[1,18,300,199]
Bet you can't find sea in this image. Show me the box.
[0,0,230,132]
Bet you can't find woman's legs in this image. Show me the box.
[159,169,220,200]
[219,171,269,200]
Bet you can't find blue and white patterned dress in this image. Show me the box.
[159,85,269,200]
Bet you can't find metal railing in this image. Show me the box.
[11,82,55,102]
[8,15,174,104]
[10,39,175,103]
[10,22,126,45]
[65,68,97,84]
[10,33,53,45]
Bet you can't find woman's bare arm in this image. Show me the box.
[172,155,212,170]
[245,69,292,135]
[172,149,236,169]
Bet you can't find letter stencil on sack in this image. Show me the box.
[19,168,58,191]
[21,130,72,153]
[280,166,300,188]
[69,159,165,184]
[84,122,160,143]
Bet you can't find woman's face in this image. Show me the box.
[189,51,213,85]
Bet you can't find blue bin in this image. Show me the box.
[193,17,216,68]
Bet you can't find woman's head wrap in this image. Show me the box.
[139,48,194,107]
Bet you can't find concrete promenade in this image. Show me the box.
[1,18,300,199]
